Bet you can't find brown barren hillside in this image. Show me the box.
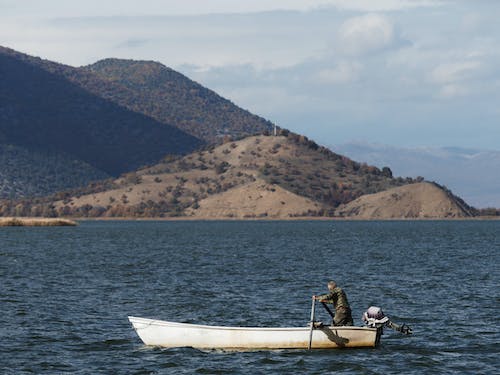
[1,133,473,219]
[336,182,472,218]
[184,180,321,219]
[43,134,410,218]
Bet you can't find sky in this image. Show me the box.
[1,0,499,150]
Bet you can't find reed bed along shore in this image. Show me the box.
[0,217,77,226]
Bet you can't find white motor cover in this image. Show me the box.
[363,306,389,327]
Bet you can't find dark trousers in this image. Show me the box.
[333,307,353,326]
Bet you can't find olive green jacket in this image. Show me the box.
[317,287,350,309]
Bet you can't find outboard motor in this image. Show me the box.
[363,306,389,327]
[362,306,412,335]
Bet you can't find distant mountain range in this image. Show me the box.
[333,142,500,208]
[0,46,272,198]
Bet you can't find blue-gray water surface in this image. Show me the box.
[1,220,498,374]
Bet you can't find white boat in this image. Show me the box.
[128,316,381,350]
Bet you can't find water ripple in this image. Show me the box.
[0,220,498,374]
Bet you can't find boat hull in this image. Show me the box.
[128,316,380,350]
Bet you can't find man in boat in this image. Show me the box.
[313,280,354,326]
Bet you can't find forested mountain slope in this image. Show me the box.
[85,59,273,142]
[0,144,109,199]
[0,46,202,176]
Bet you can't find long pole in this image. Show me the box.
[308,298,316,350]
[321,302,335,319]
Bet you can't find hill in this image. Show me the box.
[0,46,273,199]
[1,133,472,219]
[1,47,271,144]
[0,46,202,176]
[334,142,500,208]
[335,182,472,219]
[85,59,273,142]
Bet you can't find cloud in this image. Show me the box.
[438,84,468,98]
[430,61,482,98]
[0,12,327,68]
[0,0,444,18]
[214,85,312,116]
[313,61,363,84]
[431,61,482,84]
[325,0,444,12]
[337,14,406,56]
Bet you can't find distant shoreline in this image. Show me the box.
[73,216,500,221]
[1,216,498,225]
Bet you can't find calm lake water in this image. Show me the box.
[1,220,498,374]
